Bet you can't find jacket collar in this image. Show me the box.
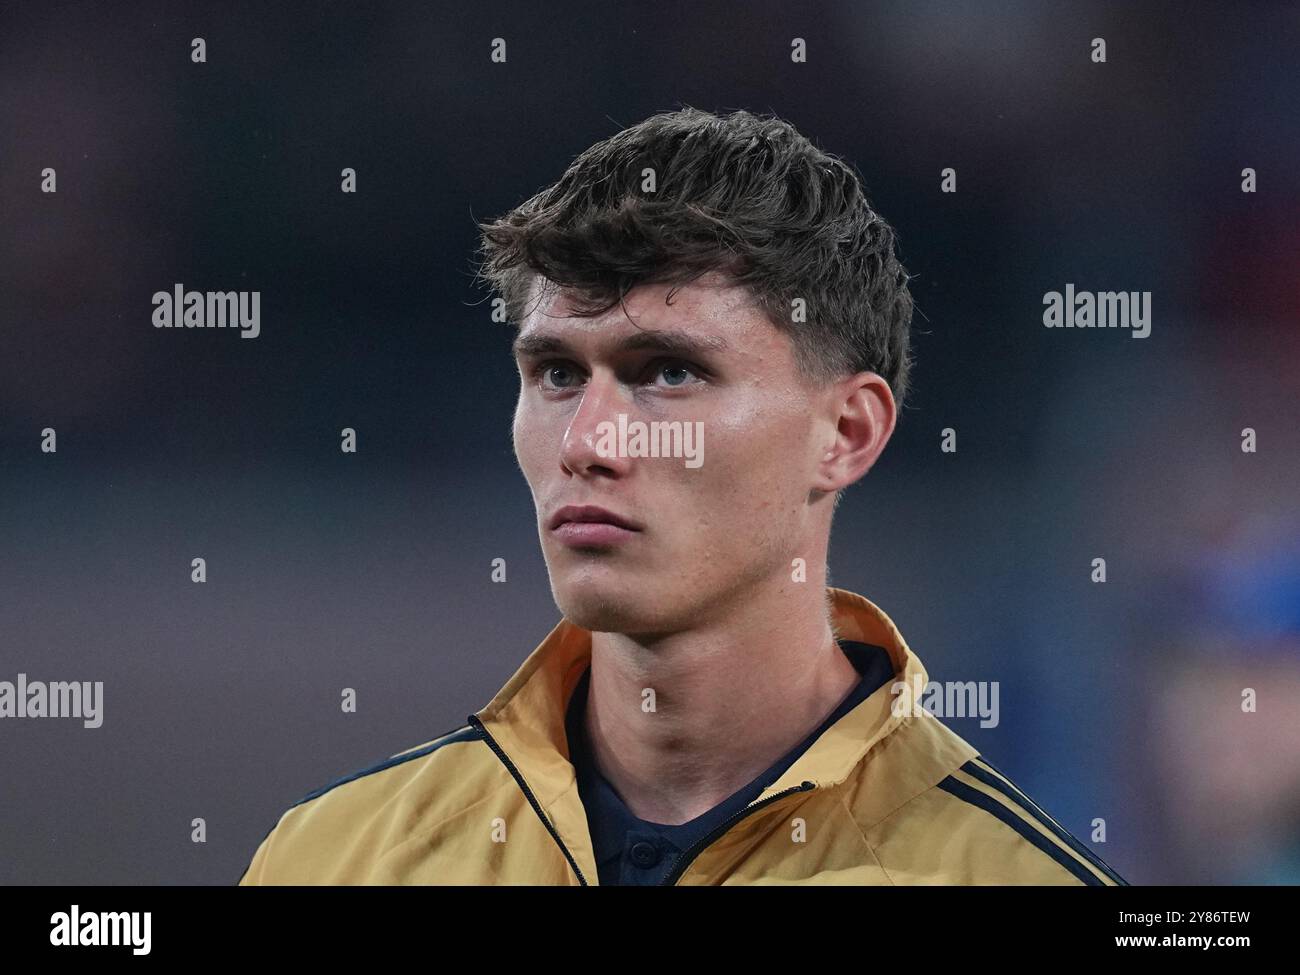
[469,586,930,882]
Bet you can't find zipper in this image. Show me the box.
[657,779,817,886]
[467,714,591,886]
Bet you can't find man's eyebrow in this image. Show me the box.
[511,329,732,360]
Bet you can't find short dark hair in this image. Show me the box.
[474,105,915,413]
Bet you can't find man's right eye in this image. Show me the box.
[532,360,584,390]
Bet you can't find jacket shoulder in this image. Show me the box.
[238,723,489,885]
[862,750,1128,885]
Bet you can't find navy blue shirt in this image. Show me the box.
[564,639,896,885]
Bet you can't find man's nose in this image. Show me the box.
[559,370,632,478]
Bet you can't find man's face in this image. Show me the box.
[511,271,846,636]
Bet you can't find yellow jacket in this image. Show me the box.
[239,587,1128,885]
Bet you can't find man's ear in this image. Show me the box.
[815,371,896,494]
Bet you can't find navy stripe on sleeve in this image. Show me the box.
[936,775,1105,886]
[237,723,484,884]
[966,757,1129,886]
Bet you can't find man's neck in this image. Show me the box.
[580,574,860,825]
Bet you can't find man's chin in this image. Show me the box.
[552,579,659,634]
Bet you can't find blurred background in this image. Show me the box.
[1,0,1296,885]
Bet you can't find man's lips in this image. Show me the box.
[547,505,644,532]
[552,521,638,546]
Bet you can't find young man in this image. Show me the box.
[239,107,1127,886]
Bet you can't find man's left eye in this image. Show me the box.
[649,360,703,387]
